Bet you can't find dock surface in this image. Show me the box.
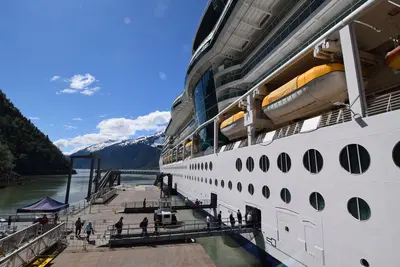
[52,244,216,267]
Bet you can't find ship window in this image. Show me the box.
[393,141,400,168]
[262,185,270,199]
[248,184,254,195]
[201,178,203,183]
[209,178,212,185]
[237,182,242,192]
[205,162,208,170]
[348,197,370,221]
[280,188,291,204]
[221,180,225,188]
[194,164,196,170]
[228,181,232,190]
[198,163,200,170]
[277,153,291,173]
[201,162,204,170]
[198,177,200,182]
[309,192,325,211]
[339,144,370,174]
[303,149,323,174]
[246,157,254,172]
[205,178,207,183]
[259,155,270,172]
[215,179,218,186]
[360,258,369,267]
[209,161,213,171]
[236,158,242,172]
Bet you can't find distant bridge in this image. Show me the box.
[96,169,160,175]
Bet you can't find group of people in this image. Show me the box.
[75,217,94,243]
[114,216,151,238]
[206,210,253,231]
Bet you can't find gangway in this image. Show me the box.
[107,219,259,247]
[122,198,215,213]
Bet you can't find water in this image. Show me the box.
[0,169,155,213]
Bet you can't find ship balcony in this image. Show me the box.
[217,89,247,112]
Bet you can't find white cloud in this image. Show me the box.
[72,118,83,121]
[159,72,167,81]
[54,110,170,153]
[99,114,109,118]
[59,89,78,94]
[80,87,100,96]
[29,117,40,120]
[51,76,60,81]
[70,73,95,89]
[154,0,169,18]
[124,17,131,24]
[64,124,77,130]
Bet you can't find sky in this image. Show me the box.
[0,0,207,154]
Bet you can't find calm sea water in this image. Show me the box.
[0,169,154,213]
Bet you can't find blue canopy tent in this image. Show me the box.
[17,197,69,213]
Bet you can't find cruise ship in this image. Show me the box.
[160,0,400,266]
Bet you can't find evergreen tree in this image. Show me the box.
[0,142,14,172]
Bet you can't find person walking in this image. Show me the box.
[115,217,124,236]
[143,198,146,208]
[229,213,235,229]
[206,215,211,231]
[237,210,242,228]
[75,218,82,237]
[154,218,160,236]
[217,211,222,230]
[140,217,148,237]
[85,221,94,243]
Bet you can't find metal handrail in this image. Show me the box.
[0,223,40,258]
[123,199,211,209]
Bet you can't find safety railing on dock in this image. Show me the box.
[0,223,40,259]
[122,198,210,209]
[0,223,65,267]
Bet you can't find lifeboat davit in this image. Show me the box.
[262,63,348,124]
[385,46,400,71]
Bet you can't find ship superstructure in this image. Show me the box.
[160,0,400,266]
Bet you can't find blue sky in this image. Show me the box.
[0,0,207,154]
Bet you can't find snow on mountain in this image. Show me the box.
[75,131,165,154]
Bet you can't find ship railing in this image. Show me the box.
[105,218,257,238]
[366,88,400,117]
[0,223,66,267]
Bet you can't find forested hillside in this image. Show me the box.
[0,91,71,175]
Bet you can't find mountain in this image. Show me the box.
[70,131,165,169]
[0,91,71,175]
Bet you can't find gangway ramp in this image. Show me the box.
[122,199,215,213]
[108,219,258,247]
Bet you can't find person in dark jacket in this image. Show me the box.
[229,213,235,229]
[217,211,222,230]
[115,217,124,236]
[237,210,242,228]
[75,218,82,237]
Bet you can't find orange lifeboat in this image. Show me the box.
[385,46,400,70]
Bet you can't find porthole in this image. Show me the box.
[236,158,242,172]
[285,226,289,232]
[347,197,371,221]
[201,178,203,183]
[246,157,254,172]
[197,177,200,182]
[205,178,207,183]
[237,182,242,192]
[339,144,370,174]
[360,258,369,267]
[189,165,191,170]
[205,162,208,170]
[309,192,325,211]
[277,153,291,173]
[228,181,232,190]
[221,180,225,188]
[201,162,204,170]
[248,184,254,195]
[259,155,270,172]
[303,149,323,174]
[194,164,197,170]
[197,163,200,170]
[215,179,218,186]
[209,178,212,185]
[209,161,213,171]
[393,141,400,168]
[262,185,270,199]
[280,188,291,204]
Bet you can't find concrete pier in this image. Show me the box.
[53,185,216,266]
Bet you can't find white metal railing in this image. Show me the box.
[367,89,400,116]
[93,188,117,204]
[0,223,65,267]
[0,223,40,258]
